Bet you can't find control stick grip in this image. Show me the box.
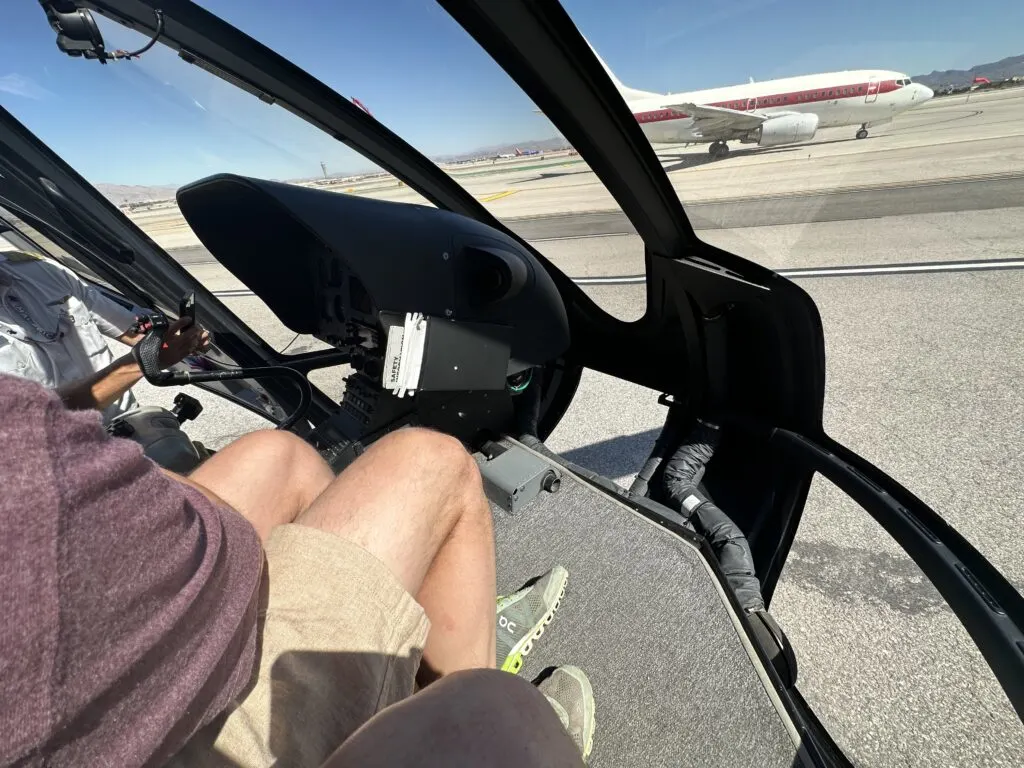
[126,296,311,431]
[131,314,175,384]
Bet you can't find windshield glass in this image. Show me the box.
[3,1,646,322]
[0,203,113,287]
[12,0,1016,313]
[3,0,1024,764]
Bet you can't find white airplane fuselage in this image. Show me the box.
[628,70,934,144]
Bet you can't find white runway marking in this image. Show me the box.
[777,258,1024,278]
[568,258,1024,286]
[211,288,259,297]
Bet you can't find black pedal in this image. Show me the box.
[171,392,203,423]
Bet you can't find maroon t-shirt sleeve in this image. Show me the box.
[0,375,263,767]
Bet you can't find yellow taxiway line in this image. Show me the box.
[479,189,519,203]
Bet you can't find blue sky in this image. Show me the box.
[1,0,1021,186]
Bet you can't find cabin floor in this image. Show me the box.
[489,440,805,767]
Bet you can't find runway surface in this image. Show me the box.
[168,170,1024,268]
[516,172,1024,234]
[126,88,1024,766]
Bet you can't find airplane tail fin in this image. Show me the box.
[583,37,662,102]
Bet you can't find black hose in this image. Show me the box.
[151,366,312,432]
[688,492,765,612]
[663,421,766,613]
[662,420,719,494]
[131,313,312,431]
[629,403,689,497]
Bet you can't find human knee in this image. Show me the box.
[226,428,301,455]
[227,429,322,467]
[221,430,332,503]
[376,428,482,490]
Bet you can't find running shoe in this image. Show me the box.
[495,565,568,674]
[538,665,596,762]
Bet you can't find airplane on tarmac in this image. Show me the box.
[494,147,542,159]
[590,44,934,159]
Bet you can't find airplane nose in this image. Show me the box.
[918,84,934,101]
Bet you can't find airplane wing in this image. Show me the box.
[663,102,812,141]
[664,102,768,136]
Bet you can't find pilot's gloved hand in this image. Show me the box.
[157,317,210,368]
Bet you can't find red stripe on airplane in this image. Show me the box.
[634,79,900,124]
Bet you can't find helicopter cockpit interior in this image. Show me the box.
[2,1,1023,766]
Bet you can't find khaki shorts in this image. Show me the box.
[170,524,430,768]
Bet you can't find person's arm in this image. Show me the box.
[58,352,144,411]
[51,261,211,351]
[57,316,205,411]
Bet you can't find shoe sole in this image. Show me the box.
[562,666,596,762]
[539,665,596,763]
[501,567,569,674]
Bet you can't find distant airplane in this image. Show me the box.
[588,43,934,159]
[493,147,542,160]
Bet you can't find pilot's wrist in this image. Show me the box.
[118,351,143,375]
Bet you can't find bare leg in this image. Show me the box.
[187,430,334,541]
[321,669,583,768]
[185,426,494,676]
[296,428,496,678]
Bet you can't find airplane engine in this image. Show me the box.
[755,113,819,147]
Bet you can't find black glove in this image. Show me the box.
[130,314,174,383]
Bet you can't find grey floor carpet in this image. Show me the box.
[491,456,802,767]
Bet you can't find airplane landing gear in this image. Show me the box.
[856,125,869,139]
[709,141,730,160]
